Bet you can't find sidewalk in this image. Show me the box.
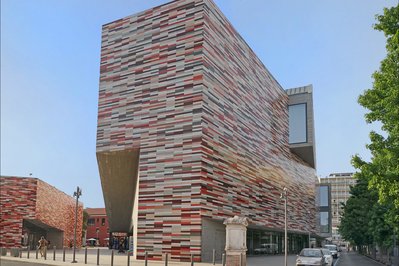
[1,250,298,266]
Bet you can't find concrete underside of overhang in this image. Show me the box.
[290,145,315,168]
[96,149,139,233]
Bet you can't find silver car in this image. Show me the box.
[324,244,338,258]
[296,248,327,266]
[321,248,333,266]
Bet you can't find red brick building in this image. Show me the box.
[0,176,83,249]
[85,208,109,247]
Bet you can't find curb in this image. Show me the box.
[362,255,386,266]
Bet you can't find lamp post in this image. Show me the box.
[307,210,311,248]
[72,186,82,263]
[280,187,288,266]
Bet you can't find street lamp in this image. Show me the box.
[280,187,288,266]
[72,186,82,263]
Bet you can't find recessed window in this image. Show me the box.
[320,212,329,233]
[88,218,95,226]
[319,186,329,207]
[102,218,105,226]
[289,103,307,144]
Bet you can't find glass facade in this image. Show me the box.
[246,229,309,255]
[288,104,307,144]
[319,186,329,207]
[320,212,329,233]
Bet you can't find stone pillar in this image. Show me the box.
[224,216,249,266]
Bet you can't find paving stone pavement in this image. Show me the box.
[1,249,301,266]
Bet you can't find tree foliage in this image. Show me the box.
[339,172,393,249]
[352,4,399,231]
[82,210,89,236]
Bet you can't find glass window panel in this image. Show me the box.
[319,186,329,207]
[289,104,307,144]
[320,212,329,233]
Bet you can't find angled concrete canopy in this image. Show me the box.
[96,149,139,233]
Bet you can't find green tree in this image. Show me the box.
[339,175,374,251]
[339,172,393,251]
[352,4,399,231]
[82,210,89,239]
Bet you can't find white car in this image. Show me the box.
[254,243,278,254]
[321,248,333,266]
[296,248,326,266]
[324,244,339,258]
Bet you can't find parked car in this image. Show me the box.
[321,248,333,266]
[296,248,327,266]
[254,243,278,254]
[324,244,339,258]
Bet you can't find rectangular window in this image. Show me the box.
[102,218,105,226]
[289,103,307,144]
[88,218,95,226]
[319,186,329,207]
[320,212,329,233]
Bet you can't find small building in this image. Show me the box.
[85,208,109,247]
[0,176,83,249]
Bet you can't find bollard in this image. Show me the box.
[19,248,22,258]
[27,248,30,259]
[53,246,56,260]
[97,248,100,266]
[191,254,194,266]
[222,253,226,266]
[36,248,38,259]
[127,252,130,266]
[212,249,215,265]
[165,253,168,266]
[145,251,148,266]
[111,249,114,266]
[44,247,47,260]
[63,247,65,262]
[85,247,87,264]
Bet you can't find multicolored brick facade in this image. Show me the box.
[97,0,317,261]
[0,176,83,248]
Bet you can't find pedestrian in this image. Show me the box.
[38,236,48,257]
[118,238,125,253]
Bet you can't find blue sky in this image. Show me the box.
[1,0,396,208]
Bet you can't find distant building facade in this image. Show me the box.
[85,208,109,247]
[0,176,83,249]
[96,0,318,261]
[319,173,356,245]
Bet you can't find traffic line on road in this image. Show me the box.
[333,257,340,266]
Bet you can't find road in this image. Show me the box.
[337,251,383,266]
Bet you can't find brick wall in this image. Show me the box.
[97,0,317,261]
[0,176,83,248]
[36,180,83,247]
[0,177,37,248]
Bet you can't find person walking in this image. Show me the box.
[38,236,48,257]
